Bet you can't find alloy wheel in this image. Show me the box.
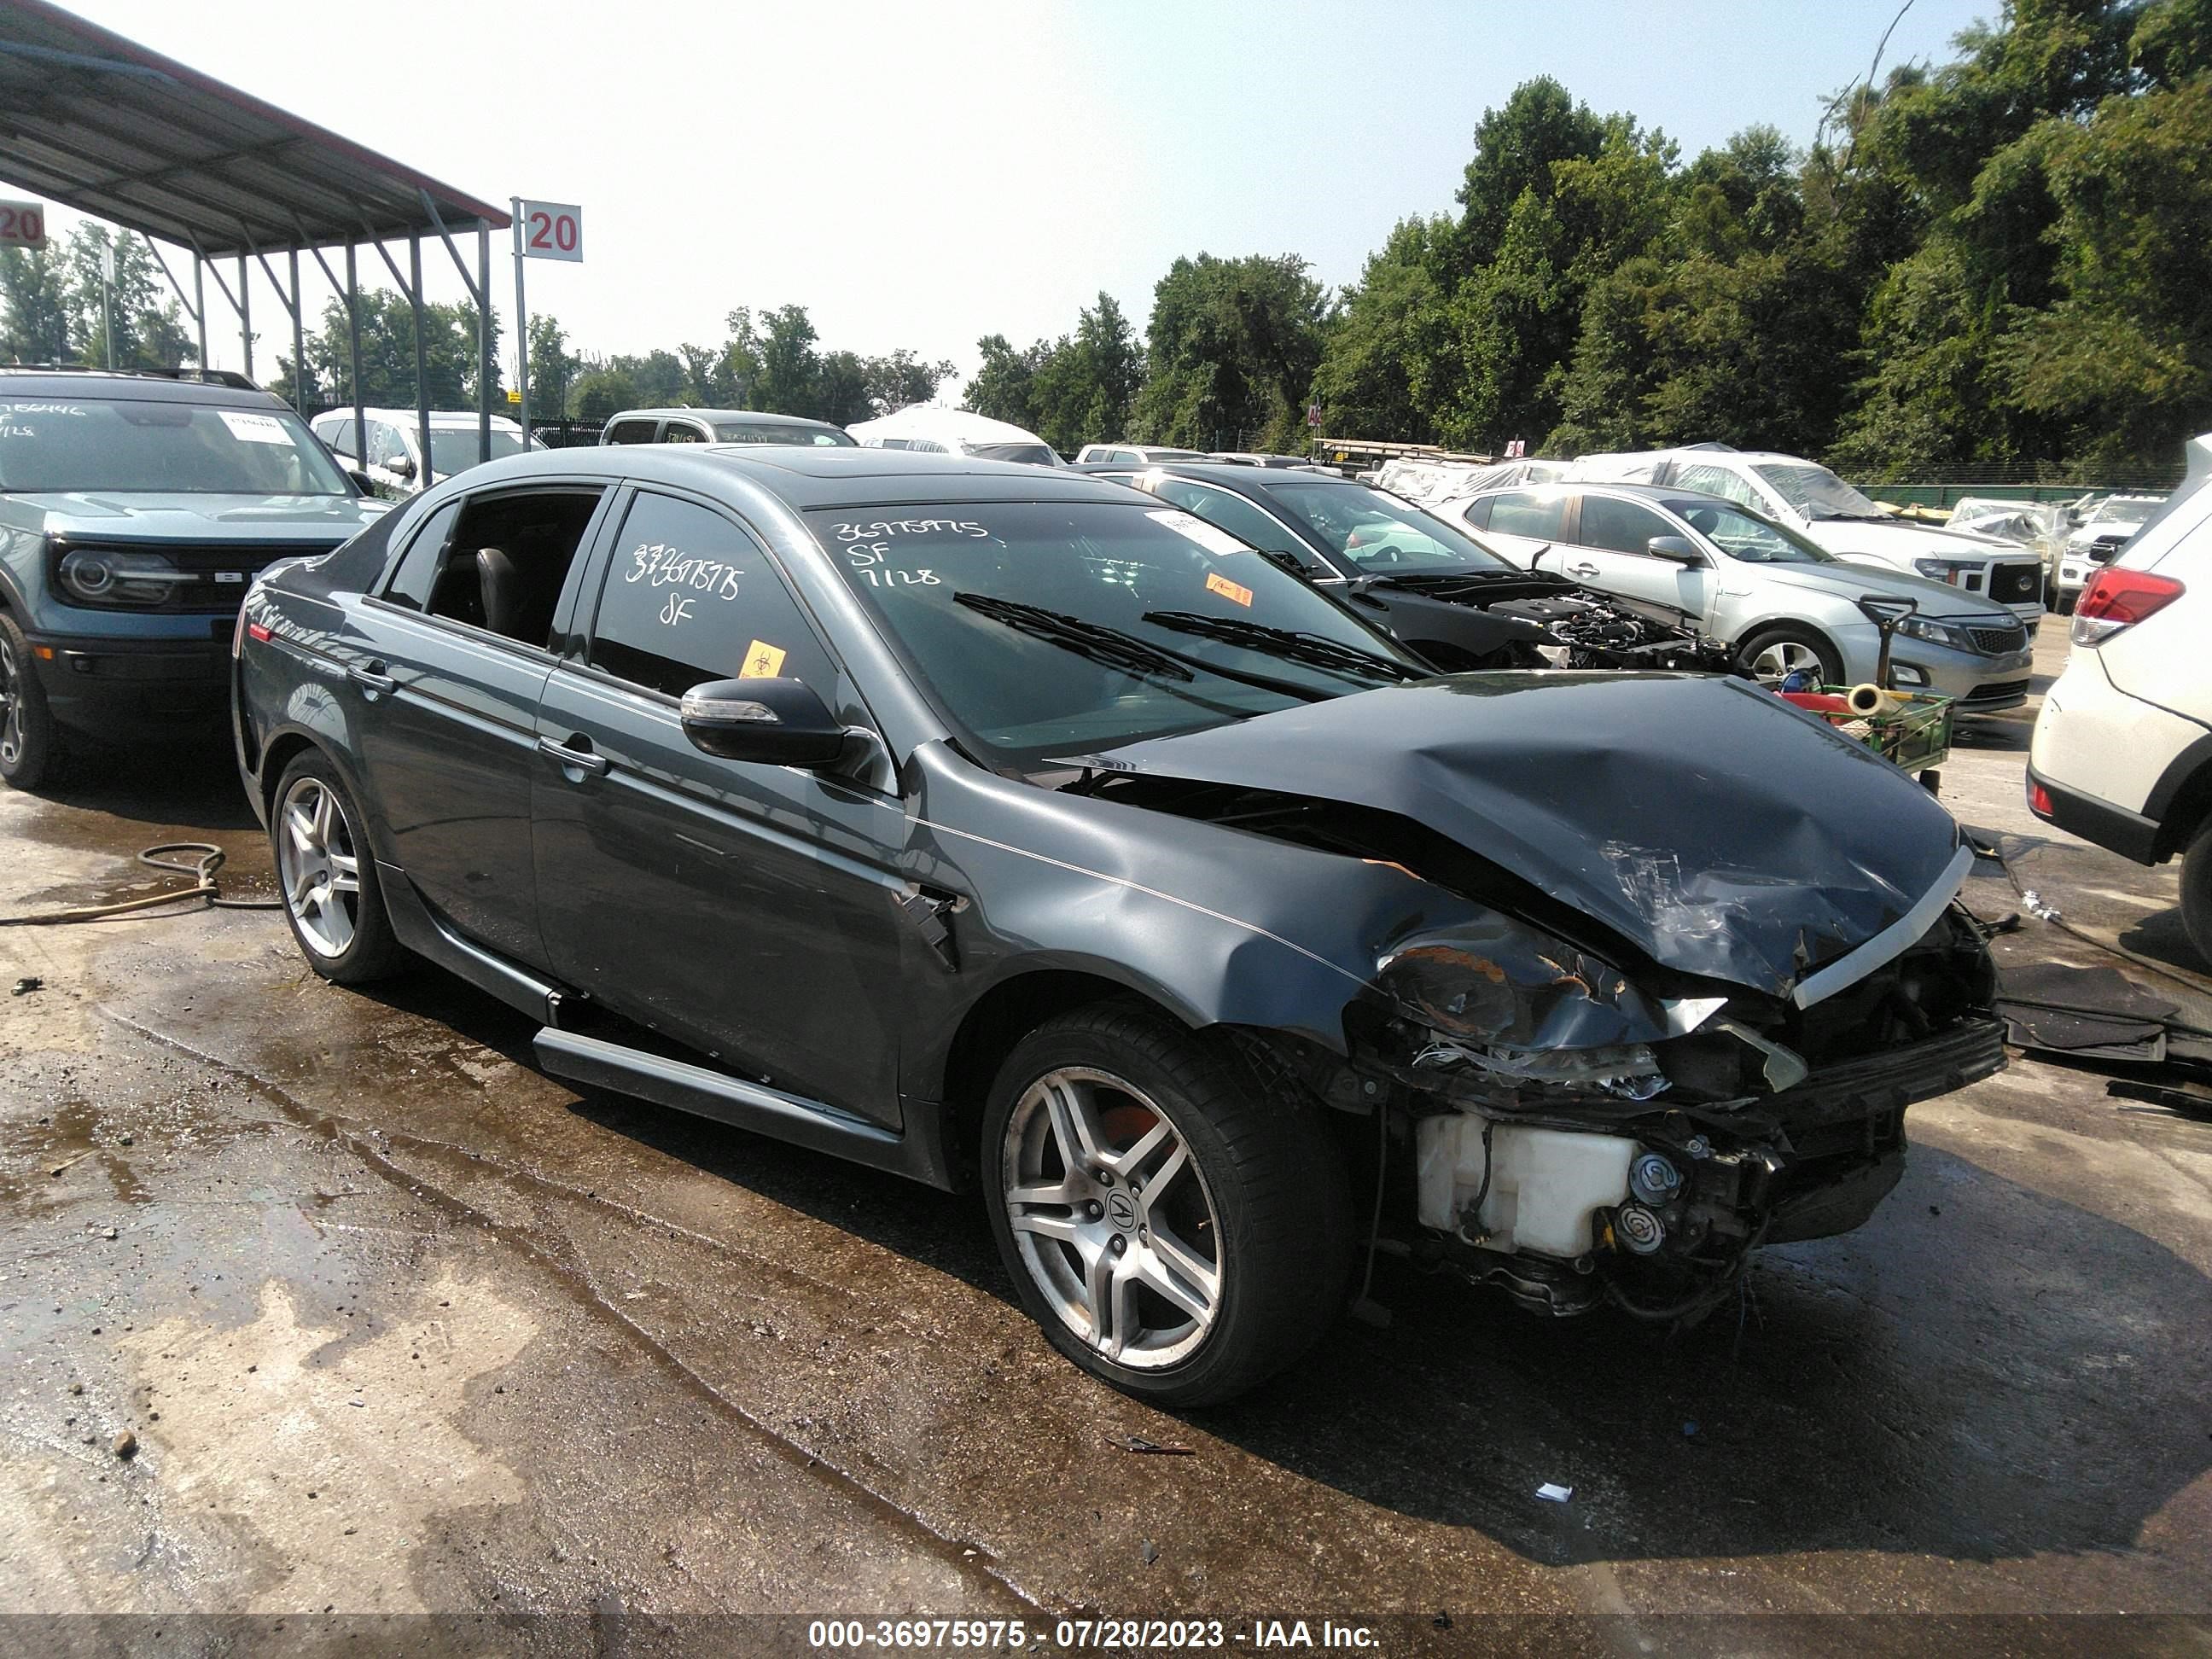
[0,636,21,770]
[1001,1066,1224,1369]
[276,776,363,958]
[1747,638,1826,685]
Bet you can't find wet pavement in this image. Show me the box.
[3,625,2209,1651]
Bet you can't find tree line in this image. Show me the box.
[970,0,2211,478]
[8,1,2205,476]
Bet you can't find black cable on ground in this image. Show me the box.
[1976,835,2212,1017]
[0,841,282,927]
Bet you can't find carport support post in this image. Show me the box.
[410,234,430,490]
[236,254,252,381]
[288,248,306,412]
[346,242,364,469]
[192,257,206,370]
[477,221,492,464]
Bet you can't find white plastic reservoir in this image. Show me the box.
[1415,1115,1639,1258]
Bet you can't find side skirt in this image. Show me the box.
[376,862,958,1189]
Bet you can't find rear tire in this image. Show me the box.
[2057,590,2078,617]
[0,611,63,792]
[1733,624,1845,689]
[271,753,407,984]
[2182,824,2212,969]
[981,1004,1353,1406]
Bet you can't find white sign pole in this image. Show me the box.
[511,200,584,440]
[510,197,529,441]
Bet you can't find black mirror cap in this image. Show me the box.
[1646,535,1704,564]
[345,469,379,496]
[679,677,849,767]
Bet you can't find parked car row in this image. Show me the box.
[12,364,2196,1407]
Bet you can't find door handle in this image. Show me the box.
[347,661,397,696]
[538,735,610,777]
[1568,562,1599,579]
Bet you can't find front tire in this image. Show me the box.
[1734,624,1844,689]
[981,1004,1353,1406]
[2181,824,2212,969]
[0,611,63,792]
[271,754,407,984]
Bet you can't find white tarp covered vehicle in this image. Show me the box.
[847,406,1063,467]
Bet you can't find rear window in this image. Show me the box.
[714,422,854,446]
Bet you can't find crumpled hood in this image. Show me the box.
[1087,672,1963,998]
[18,492,387,540]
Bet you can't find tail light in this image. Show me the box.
[2072,567,2184,645]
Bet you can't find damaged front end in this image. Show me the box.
[1370,569,1726,672]
[1357,901,2001,1322]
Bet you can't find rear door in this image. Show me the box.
[350,481,613,968]
[530,487,908,1125]
[1459,490,1564,570]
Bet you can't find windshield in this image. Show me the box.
[1751,463,1885,521]
[1665,497,1837,565]
[2088,495,2161,525]
[965,442,1057,466]
[717,422,854,446]
[1261,480,1513,573]
[428,428,527,475]
[0,397,352,496]
[812,502,1426,766]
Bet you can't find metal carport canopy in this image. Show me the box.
[0,0,512,480]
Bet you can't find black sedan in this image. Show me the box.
[1077,459,1723,672]
[235,447,2002,1404]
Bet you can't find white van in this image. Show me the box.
[311,407,535,498]
[2029,432,2212,958]
[846,406,1062,466]
[1564,445,2046,625]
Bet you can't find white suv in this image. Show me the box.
[311,407,534,498]
[1565,445,2046,625]
[2029,433,2212,958]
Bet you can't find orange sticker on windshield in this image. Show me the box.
[738,640,787,679]
[1204,571,1254,608]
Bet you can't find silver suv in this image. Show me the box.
[1462,481,2036,709]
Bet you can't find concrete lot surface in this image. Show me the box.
[3,617,2208,1653]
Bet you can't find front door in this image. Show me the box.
[530,488,909,1126]
[1556,492,1711,626]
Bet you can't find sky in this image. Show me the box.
[35,0,1996,392]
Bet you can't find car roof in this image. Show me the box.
[613,407,844,430]
[0,369,288,410]
[456,442,1140,509]
[1470,478,1725,514]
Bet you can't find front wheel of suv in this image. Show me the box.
[2181,824,2212,969]
[981,1004,1353,1406]
[0,611,63,792]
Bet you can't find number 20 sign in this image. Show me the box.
[518,201,582,263]
[0,200,48,250]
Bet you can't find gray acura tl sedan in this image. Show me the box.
[233,446,2002,1404]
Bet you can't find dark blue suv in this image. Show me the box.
[0,369,387,789]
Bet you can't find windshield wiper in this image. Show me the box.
[953,593,1330,702]
[1142,610,1421,682]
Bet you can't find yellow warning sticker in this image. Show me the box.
[738,639,787,679]
[1204,571,1254,608]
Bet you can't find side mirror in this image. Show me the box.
[1646,535,1704,565]
[386,453,416,480]
[679,677,850,768]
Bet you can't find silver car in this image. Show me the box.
[1460,481,2036,711]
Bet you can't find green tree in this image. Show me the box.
[56,225,195,371]
[282,288,494,411]
[0,244,73,364]
[963,333,1045,428]
[528,314,578,419]
[862,347,958,416]
[1132,254,1328,451]
[1309,218,1451,441]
